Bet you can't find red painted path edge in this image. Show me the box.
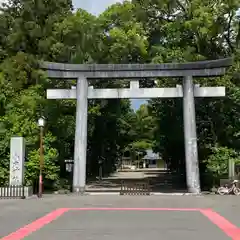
[1,207,240,240]
[0,208,69,240]
[200,209,240,240]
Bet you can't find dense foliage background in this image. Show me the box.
[0,0,240,189]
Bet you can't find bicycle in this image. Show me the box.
[217,180,240,195]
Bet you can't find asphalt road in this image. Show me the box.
[0,195,239,240]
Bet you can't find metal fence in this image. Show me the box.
[0,185,25,199]
[120,180,150,195]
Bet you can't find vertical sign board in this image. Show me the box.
[9,137,25,186]
[228,158,235,180]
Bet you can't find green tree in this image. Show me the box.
[0,0,71,187]
[0,0,72,59]
[25,132,60,188]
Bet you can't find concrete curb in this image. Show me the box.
[82,192,210,196]
[50,190,215,196]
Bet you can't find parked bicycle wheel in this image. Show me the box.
[233,187,240,195]
[217,187,228,195]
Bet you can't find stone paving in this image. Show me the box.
[0,195,240,239]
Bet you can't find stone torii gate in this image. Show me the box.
[40,58,232,194]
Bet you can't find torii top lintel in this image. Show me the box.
[40,58,233,79]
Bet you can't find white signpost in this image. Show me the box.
[9,137,25,186]
[0,137,32,198]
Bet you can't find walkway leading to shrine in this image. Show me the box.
[0,195,240,240]
[86,168,186,193]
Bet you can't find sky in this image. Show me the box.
[73,0,121,15]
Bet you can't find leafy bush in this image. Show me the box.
[204,146,240,184]
[25,132,60,188]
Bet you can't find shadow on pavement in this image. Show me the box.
[86,169,187,193]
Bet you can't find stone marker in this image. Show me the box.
[9,137,25,186]
[228,158,235,180]
[0,137,33,198]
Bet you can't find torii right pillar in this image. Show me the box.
[183,75,226,194]
[183,76,200,194]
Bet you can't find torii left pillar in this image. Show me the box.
[73,76,88,193]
